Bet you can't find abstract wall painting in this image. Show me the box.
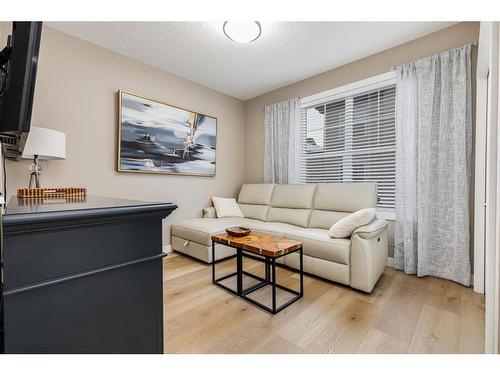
[117,90,217,176]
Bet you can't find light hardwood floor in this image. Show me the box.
[163,252,484,354]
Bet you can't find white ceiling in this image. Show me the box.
[47,22,456,100]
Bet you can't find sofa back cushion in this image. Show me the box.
[309,210,350,230]
[238,204,269,221]
[234,182,376,228]
[313,182,377,212]
[267,207,312,227]
[309,183,377,229]
[270,184,316,209]
[238,184,275,205]
[266,184,316,227]
[237,184,274,221]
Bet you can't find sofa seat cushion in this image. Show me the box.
[171,218,240,246]
[285,228,350,265]
[172,218,350,265]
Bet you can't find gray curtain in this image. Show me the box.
[264,97,300,184]
[394,45,472,286]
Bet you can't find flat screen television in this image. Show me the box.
[0,22,42,160]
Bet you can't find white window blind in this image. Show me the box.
[299,81,396,211]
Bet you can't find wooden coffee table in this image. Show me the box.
[211,232,303,314]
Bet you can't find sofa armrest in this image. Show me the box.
[202,207,216,218]
[350,220,388,293]
[352,218,387,239]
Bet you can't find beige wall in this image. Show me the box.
[0,25,246,245]
[243,22,480,257]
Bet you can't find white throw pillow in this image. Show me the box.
[211,196,244,218]
[328,208,376,238]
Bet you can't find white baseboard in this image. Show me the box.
[163,245,172,253]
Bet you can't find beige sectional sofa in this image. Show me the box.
[171,183,388,293]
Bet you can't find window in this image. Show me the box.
[299,72,396,212]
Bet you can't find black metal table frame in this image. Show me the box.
[211,240,304,314]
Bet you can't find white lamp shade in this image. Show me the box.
[22,127,66,160]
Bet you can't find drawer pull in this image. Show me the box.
[183,240,190,247]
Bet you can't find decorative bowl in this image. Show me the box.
[225,226,251,237]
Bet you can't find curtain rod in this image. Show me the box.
[390,41,478,71]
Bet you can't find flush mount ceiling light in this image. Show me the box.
[223,21,261,43]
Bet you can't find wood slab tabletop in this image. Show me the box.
[211,232,302,257]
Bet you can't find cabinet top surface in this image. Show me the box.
[3,195,177,219]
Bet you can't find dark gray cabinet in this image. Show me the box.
[1,196,176,353]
